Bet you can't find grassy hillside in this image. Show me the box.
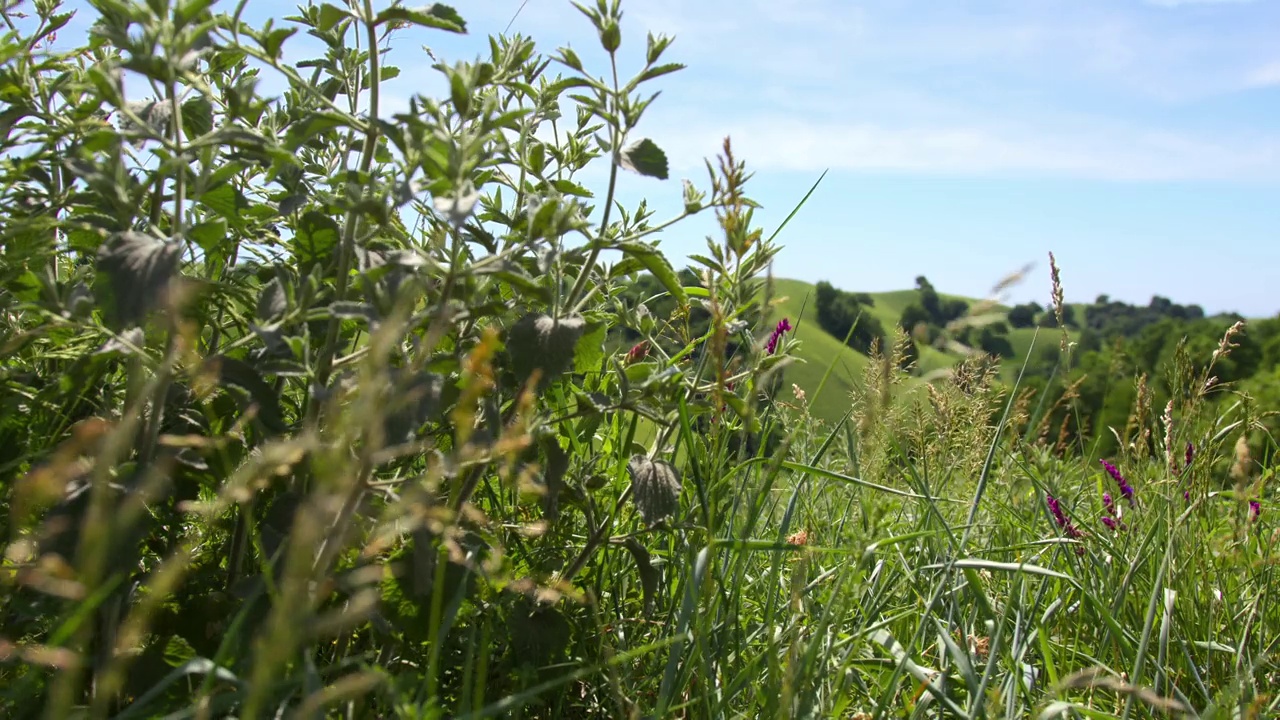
[764,279,1081,423]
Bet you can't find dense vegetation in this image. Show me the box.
[1,1,1277,718]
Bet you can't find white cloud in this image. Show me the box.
[1245,61,1280,87]
[1144,0,1258,6]
[643,114,1280,181]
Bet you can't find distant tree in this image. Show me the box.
[978,326,1015,358]
[815,280,885,353]
[1041,304,1076,328]
[1008,302,1041,329]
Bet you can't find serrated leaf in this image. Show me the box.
[627,455,681,525]
[94,231,183,329]
[181,94,213,139]
[375,4,467,33]
[507,313,586,390]
[291,211,341,267]
[186,218,227,253]
[316,3,348,32]
[198,183,249,227]
[618,137,668,180]
[573,322,607,375]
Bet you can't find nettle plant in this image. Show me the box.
[0,0,791,714]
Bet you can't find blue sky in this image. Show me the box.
[51,0,1280,316]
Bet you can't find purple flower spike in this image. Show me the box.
[1046,493,1084,539]
[1185,442,1195,468]
[1102,516,1118,530]
[1100,459,1135,505]
[765,318,793,355]
[1250,500,1261,522]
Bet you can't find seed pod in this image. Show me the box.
[627,454,681,525]
[506,312,586,390]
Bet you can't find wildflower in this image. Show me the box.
[1100,459,1135,505]
[1046,493,1084,543]
[765,317,792,355]
[1251,500,1261,522]
[1101,492,1125,532]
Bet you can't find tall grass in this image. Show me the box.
[0,1,1276,718]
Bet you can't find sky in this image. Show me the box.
[47,0,1280,316]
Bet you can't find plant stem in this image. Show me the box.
[563,55,621,311]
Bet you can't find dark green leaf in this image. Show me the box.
[291,211,341,267]
[618,137,668,180]
[623,538,660,616]
[93,231,183,329]
[375,4,467,33]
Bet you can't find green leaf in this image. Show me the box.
[573,322,607,375]
[93,231,183,330]
[375,4,467,33]
[262,27,297,61]
[186,218,227,253]
[616,241,685,307]
[198,184,249,226]
[618,137,668,180]
[631,63,685,87]
[552,179,593,197]
[291,211,341,267]
[181,94,213,139]
[316,3,349,31]
[283,111,348,151]
[623,538,660,616]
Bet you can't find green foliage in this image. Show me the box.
[813,279,885,354]
[1,1,1278,719]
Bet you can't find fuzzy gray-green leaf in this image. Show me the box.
[93,230,182,329]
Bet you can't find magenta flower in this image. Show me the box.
[1251,500,1261,522]
[1101,492,1125,532]
[1046,493,1084,543]
[765,318,793,355]
[1100,459,1135,505]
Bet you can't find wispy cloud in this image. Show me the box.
[1144,0,1258,6]
[1244,61,1280,88]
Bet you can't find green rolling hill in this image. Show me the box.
[762,278,1080,424]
